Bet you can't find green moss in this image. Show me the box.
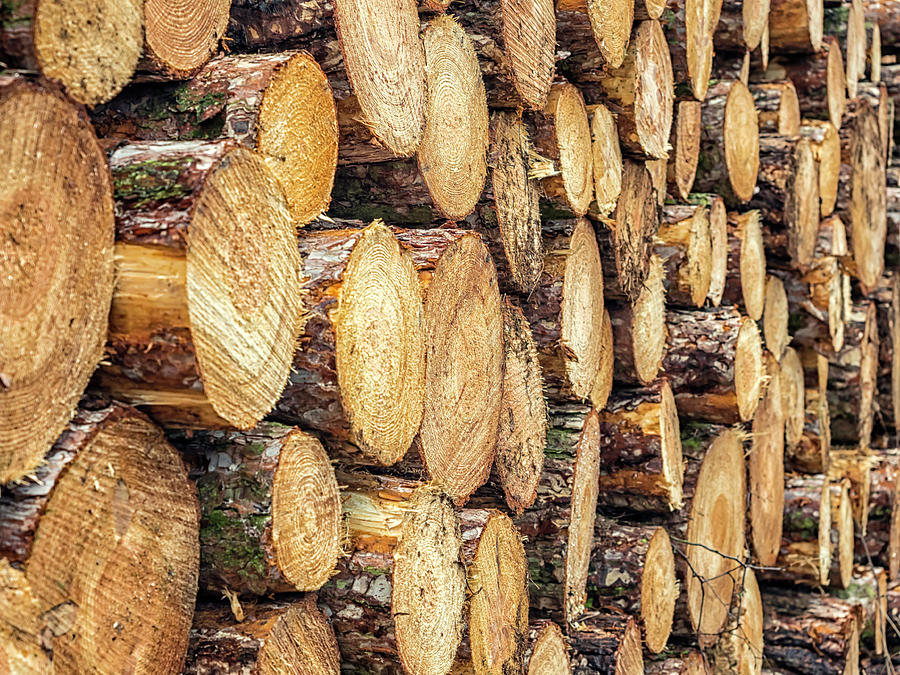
[0,0,29,28]
[784,513,818,536]
[172,86,226,121]
[687,193,713,207]
[545,428,577,459]
[245,442,266,457]
[823,6,850,33]
[112,157,196,208]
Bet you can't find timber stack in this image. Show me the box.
[1,0,899,671]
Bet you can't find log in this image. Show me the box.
[569,611,644,675]
[513,218,605,403]
[845,565,888,656]
[832,479,857,588]
[0,401,199,672]
[869,23,881,83]
[0,78,115,483]
[93,53,339,225]
[828,447,873,535]
[524,621,570,674]
[554,0,634,69]
[749,352,786,566]
[692,79,760,205]
[391,229,503,505]
[856,81,892,161]
[177,425,342,595]
[720,209,767,321]
[751,134,820,266]
[645,651,711,674]
[662,306,765,423]
[755,37,846,129]
[800,119,841,217]
[655,203,713,307]
[609,254,667,386]
[762,591,862,675]
[317,485,466,674]
[714,0,771,52]
[782,347,807,451]
[493,297,547,514]
[706,569,764,675]
[140,0,230,80]
[785,387,831,473]
[659,0,720,100]
[599,159,660,302]
[562,20,673,159]
[824,1,867,98]
[271,223,425,466]
[591,308,615,410]
[750,81,802,135]
[701,194,730,306]
[871,273,900,436]
[667,100,702,201]
[767,0,824,52]
[764,276,790,360]
[595,379,685,512]
[517,405,601,625]
[95,140,305,430]
[860,450,900,580]
[589,103,624,215]
[530,81,594,215]
[0,0,142,105]
[587,519,677,653]
[184,597,341,674]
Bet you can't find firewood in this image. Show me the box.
[667,101,703,201]
[656,204,713,308]
[184,597,340,674]
[0,401,199,672]
[524,621,570,674]
[768,0,823,52]
[95,140,305,430]
[569,611,644,674]
[0,78,115,483]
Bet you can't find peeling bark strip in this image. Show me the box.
[93,52,339,225]
[0,78,115,484]
[177,425,342,595]
[0,0,142,105]
[0,401,199,673]
[184,597,340,674]
[95,140,305,431]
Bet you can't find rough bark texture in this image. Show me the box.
[750,81,801,135]
[569,611,644,675]
[858,450,900,581]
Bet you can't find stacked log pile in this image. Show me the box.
[2,0,900,672]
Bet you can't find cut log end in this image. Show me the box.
[736,316,765,421]
[801,121,840,218]
[540,83,594,216]
[635,255,668,383]
[763,276,789,360]
[725,80,761,203]
[782,347,806,449]
[849,100,887,289]
[420,234,502,504]
[607,160,659,301]
[590,308,614,410]
[706,196,728,307]
[419,16,489,221]
[669,101,702,202]
[142,0,230,78]
[496,298,547,513]
[632,20,674,160]
[498,0,556,109]
[835,480,855,589]
[826,38,847,129]
[582,0,634,68]
[590,104,623,215]
[0,79,115,483]
[334,0,426,155]
[393,488,467,674]
[525,622,570,674]
[642,527,678,653]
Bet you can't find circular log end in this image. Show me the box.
[685,429,746,646]
[26,405,199,672]
[562,219,606,398]
[612,160,658,301]
[750,352,785,567]
[846,3,866,99]
[793,138,820,265]
[630,254,667,384]
[724,80,760,203]
[781,347,806,449]
[617,615,645,674]
[547,83,594,215]
[742,0,770,50]
[257,53,339,225]
[187,146,304,429]
[257,600,342,674]
[687,206,713,307]
[0,80,115,483]
[685,0,714,100]
[672,101,702,202]
[419,16,489,221]
[564,409,602,624]
[850,101,887,289]
[468,512,529,673]
[763,276,789,360]
[499,0,556,109]
[641,527,677,654]
[143,0,230,78]
[826,38,847,130]
[808,0,824,51]
[706,196,728,306]
[735,316,764,421]
[335,223,426,464]
[778,81,801,137]
[584,0,634,68]
[738,210,766,321]
[32,0,142,105]
[421,234,502,505]
[526,622,570,674]
[590,104,623,215]
[334,0,426,156]
[634,20,674,160]
[660,380,684,510]
[496,298,547,514]
[835,480,855,589]
[393,488,466,674]
[590,308,614,410]
[271,431,342,591]
[489,111,543,294]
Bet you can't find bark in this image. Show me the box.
[762,591,862,675]
[95,140,304,431]
[569,612,644,675]
[720,209,766,321]
[692,79,760,205]
[800,120,841,217]
[662,306,764,422]
[176,425,342,596]
[750,81,801,135]
[655,204,713,307]
[706,569,764,675]
[768,0,823,52]
[0,401,199,673]
[184,597,341,674]
[594,380,684,512]
[644,651,710,674]
[667,100,702,201]
[659,0,720,101]
[587,519,677,653]
[858,450,900,581]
